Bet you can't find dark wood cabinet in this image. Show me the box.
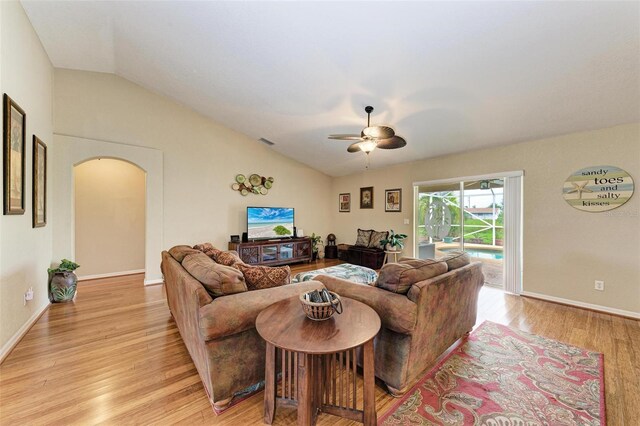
[229,237,312,266]
[337,244,385,269]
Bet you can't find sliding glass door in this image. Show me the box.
[414,173,522,292]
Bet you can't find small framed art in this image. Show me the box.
[3,94,26,215]
[360,186,374,209]
[385,188,402,212]
[339,193,350,212]
[32,136,47,227]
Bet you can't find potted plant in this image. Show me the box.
[48,259,80,303]
[310,233,322,261]
[380,230,408,252]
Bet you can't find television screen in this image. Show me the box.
[247,207,294,240]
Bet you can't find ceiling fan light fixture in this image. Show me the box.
[359,140,378,153]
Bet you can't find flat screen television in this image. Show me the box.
[247,207,295,240]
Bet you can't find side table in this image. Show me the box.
[324,245,338,259]
[256,296,381,426]
[383,250,401,264]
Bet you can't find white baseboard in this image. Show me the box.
[521,291,640,319]
[0,301,50,364]
[144,277,164,286]
[78,269,145,281]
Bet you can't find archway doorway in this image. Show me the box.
[74,158,146,280]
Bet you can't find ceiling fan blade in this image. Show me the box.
[362,126,395,139]
[328,134,362,141]
[347,142,365,153]
[376,136,407,150]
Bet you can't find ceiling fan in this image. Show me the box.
[329,106,407,156]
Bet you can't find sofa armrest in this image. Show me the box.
[406,262,484,304]
[314,275,417,334]
[198,281,325,341]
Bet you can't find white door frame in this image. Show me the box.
[413,170,524,294]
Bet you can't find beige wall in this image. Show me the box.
[0,1,54,354]
[74,159,146,277]
[53,69,333,260]
[331,123,640,315]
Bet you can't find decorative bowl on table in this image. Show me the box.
[299,290,342,321]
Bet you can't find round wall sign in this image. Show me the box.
[563,165,634,212]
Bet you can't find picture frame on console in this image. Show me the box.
[339,193,350,212]
[385,188,401,212]
[360,186,373,209]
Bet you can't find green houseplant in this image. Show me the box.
[48,259,80,303]
[380,230,408,252]
[310,233,322,261]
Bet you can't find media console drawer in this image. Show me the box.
[229,237,312,266]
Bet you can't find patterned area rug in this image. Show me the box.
[213,381,264,415]
[379,321,605,425]
[291,263,378,285]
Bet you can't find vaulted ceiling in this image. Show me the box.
[22,1,640,176]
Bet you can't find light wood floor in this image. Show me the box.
[1,260,638,425]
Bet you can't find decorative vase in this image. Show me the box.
[49,271,77,303]
[386,244,401,252]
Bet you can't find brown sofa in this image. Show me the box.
[315,259,484,396]
[161,250,325,410]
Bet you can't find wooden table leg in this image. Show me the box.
[264,342,276,424]
[312,355,323,424]
[297,352,313,426]
[363,340,377,426]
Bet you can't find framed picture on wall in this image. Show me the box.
[339,193,350,212]
[32,136,47,227]
[360,186,374,209]
[385,188,402,212]
[3,94,26,215]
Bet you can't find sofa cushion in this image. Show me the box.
[237,264,291,290]
[368,230,388,249]
[376,259,448,294]
[315,275,417,334]
[437,251,471,271]
[199,281,325,341]
[194,242,217,254]
[194,242,245,267]
[168,245,201,262]
[182,252,248,297]
[355,229,373,247]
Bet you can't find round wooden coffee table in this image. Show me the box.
[256,296,381,426]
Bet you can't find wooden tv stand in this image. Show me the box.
[229,237,312,266]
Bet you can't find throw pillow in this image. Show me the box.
[168,245,201,262]
[182,252,247,297]
[194,242,222,258]
[237,264,291,290]
[194,243,244,267]
[375,259,448,294]
[214,250,245,267]
[436,251,471,271]
[355,229,373,247]
[368,230,389,249]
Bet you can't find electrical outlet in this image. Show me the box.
[594,280,604,291]
[404,218,410,225]
[24,287,34,305]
